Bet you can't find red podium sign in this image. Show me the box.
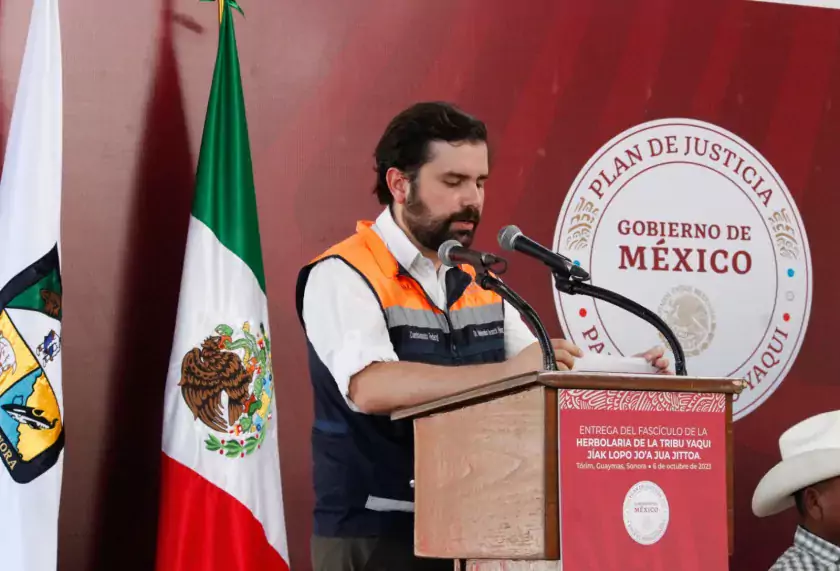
[558,389,728,571]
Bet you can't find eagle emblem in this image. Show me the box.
[178,321,274,459]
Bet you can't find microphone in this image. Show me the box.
[439,239,557,371]
[497,224,687,375]
[497,225,590,281]
[438,240,505,269]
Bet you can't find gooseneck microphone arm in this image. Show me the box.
[436,239,558,371]
[552,272,688,376]
[497,224,687,376]
[474,272,558,372]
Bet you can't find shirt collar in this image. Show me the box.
[373,207,429,272]
[794,525,840,564]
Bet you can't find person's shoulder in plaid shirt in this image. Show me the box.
[769,526,840,570]
[752,412,840,571]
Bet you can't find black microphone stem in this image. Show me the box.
[553,274,687,376]
[475,272,558,372]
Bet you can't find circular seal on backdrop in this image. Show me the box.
[623,480,670,546]
[553,119,812,421]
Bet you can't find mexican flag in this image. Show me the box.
[0,1,65,570]
[155,2,289,569]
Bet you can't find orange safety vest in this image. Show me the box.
[295,220,506,537]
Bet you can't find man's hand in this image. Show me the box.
[349,338,584,413]
[635,345,673,375]
[508,338,583,376]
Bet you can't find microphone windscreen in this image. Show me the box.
[437,239,462,267]
[497,225,522,251]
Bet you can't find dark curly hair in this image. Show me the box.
[373,102,488,205]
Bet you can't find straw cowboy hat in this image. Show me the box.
[753,410,840,517]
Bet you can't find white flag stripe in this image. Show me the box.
[0,0,62,288]
[162,216,288,560]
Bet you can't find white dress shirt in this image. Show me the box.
[301,207,538,412]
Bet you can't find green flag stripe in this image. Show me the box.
[191,4,266,292]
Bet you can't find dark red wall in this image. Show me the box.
[2,0,839,569]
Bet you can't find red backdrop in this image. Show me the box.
[2,0,838,569]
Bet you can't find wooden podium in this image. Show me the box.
[392,371,745,571]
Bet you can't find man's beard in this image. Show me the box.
[403,186,481,252]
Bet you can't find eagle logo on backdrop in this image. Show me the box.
[656,285,716,357]
[178,322,274,459]
[553,118,812,421]
[0,246,64,483]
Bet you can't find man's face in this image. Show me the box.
[804,477,840,543]
[399,140,488,252]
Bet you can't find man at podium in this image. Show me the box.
[295,101,670,571]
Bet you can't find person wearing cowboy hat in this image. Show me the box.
[753,410,840,570]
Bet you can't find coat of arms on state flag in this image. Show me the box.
[0,246,63,483]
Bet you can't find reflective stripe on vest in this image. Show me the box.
[296,220,505,536]
[299,220,505,355]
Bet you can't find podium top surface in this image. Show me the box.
[391,371,746,420]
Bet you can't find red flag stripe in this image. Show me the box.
[155,453,290,571]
